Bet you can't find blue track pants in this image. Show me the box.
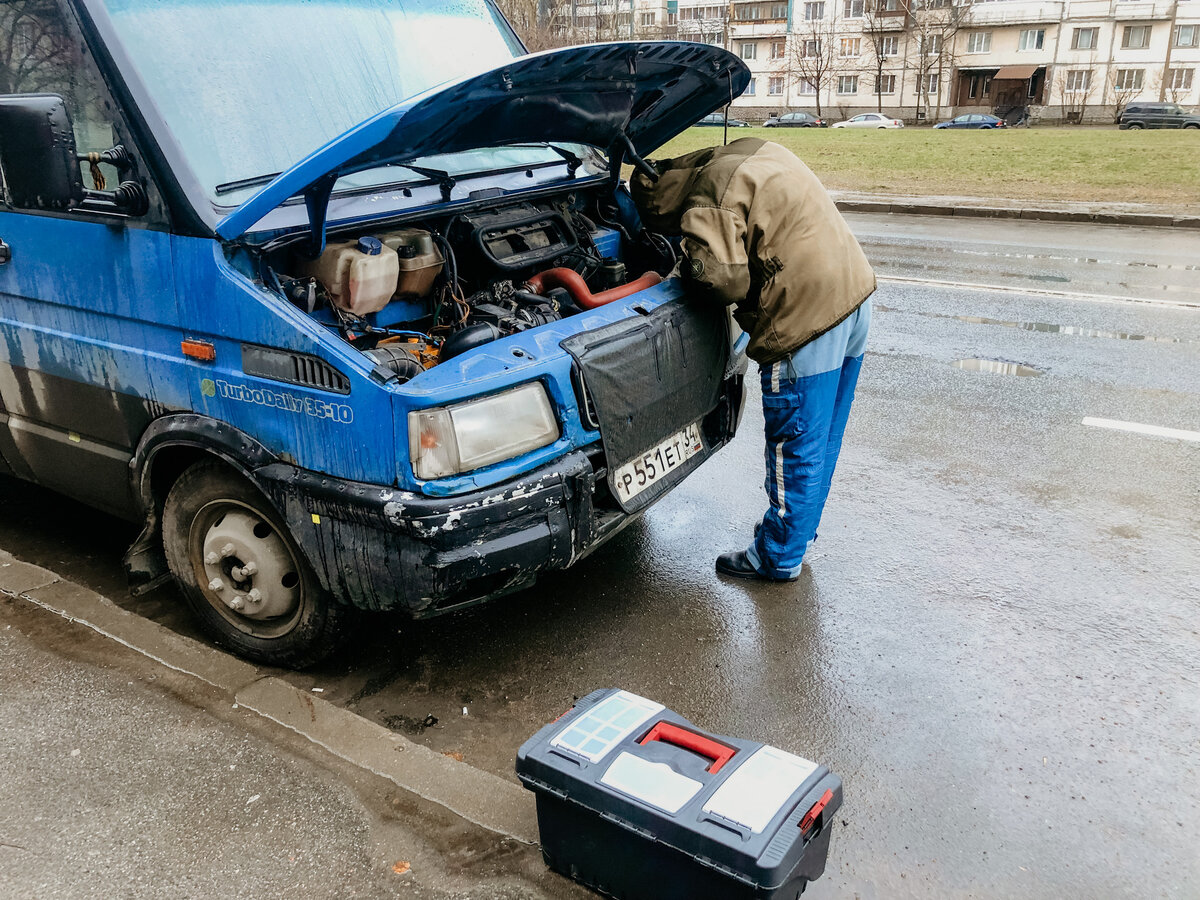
[746,299,871,579]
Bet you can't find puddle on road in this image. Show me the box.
[877,304,1184,344]
[953,358,1044,376]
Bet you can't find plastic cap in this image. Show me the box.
[357,236,383,256]
[397,244,418,259]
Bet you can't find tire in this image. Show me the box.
[1184,123,1198,129]
[1127,123,1144,130]
[162,462,352,668]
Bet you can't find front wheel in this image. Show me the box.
[1126,123,1144,130]
[162,462,352,668]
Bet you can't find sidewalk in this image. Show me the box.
[828,190,1200,228]
[0,554,582,900]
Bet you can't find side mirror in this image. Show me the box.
[0,94,84,211]
[0,93,148,217]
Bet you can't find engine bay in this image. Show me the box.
[265,188,675,383]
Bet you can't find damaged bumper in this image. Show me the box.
[254,369,744,618]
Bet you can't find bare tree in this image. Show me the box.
[1053,66,1095,124]
[905,0,973,123]
[0,0,74,96]
[862,1,900,112]
[1105,68,1141,123]
[1162,67,1192,103]
[784,3,844,117]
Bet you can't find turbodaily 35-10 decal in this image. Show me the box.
[202,378,354,424]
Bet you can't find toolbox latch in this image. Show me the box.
[799,789,834,837]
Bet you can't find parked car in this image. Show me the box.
[831,113,904,129]
[695,112,751,127]
[763,111,827,128]
[934,114,1008,129]
[0,0,752,667]
[1119,102,1200,129]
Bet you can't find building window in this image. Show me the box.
[1114,68,1144,92]
[804,2,825,20]
[1065,69,1092,91]
[844,0,865,17]
[746,77,758,95]
[799,78,817,95]
[1174,24,1198,48]
[838,75,859,94]
[877,73,896,94]
[772,3,789,17]
[668,12,678,25]
[880,35,898,56]
[840,37,861,57]
[966,32,992,53]
[640,12,656,27]
[1121,25,1151,49]
[801,38,821,57]
[881,0,899,9]
[923,73,939,94]
[1019,29,1045,51]
[771,40,786,59]
[735,3,764,21]
[741,41,758,59]
[769,76,786,95]
[920,34,943,56]
[1168,68,1194,91]
[1071,27,1099,50]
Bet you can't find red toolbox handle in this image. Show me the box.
[799,789,834,835]
[639,722,737,774]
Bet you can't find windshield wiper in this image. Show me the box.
[215,172,282,196]
[398,164,456,202]
[508,143,583,176]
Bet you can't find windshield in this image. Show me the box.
[102,0,526,204]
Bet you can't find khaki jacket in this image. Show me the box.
[632,138,876,364]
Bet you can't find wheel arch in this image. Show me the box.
[123,414,280,589]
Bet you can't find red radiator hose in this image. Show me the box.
[524,268,662,310]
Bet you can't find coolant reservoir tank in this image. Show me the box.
[303,236,399,316]
[382,229,444,298]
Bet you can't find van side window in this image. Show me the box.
[0,0,153,198]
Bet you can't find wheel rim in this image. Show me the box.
[189,499,304,638]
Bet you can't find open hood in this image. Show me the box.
[216,41,750,240]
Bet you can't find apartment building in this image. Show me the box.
[524,0,1197,122]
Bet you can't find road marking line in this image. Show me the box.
[1082,417,1200,443]
[878,275,1200,310]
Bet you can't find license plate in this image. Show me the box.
[612,422,704,503]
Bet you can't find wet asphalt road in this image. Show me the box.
[2,215,1198,898]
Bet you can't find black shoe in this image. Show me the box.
[715,550,798,583]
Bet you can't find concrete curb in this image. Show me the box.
[0,549,539,845]
[833,198,1200,229]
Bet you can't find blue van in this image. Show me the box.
[0,0,750,666]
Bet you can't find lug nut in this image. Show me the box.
[220,543,236,558]
[208,578,225,593]
[229,595,245,611]
[205,552,220,566]
[247,589,263,604]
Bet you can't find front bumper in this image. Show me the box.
[255,370,745,617]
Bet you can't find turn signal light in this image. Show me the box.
[181,339,216,361]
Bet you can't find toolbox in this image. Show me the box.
[516,689,842,900]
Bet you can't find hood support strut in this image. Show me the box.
[304,173,338,259]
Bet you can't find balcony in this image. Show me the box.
[965,1,1064,25]
[1109,0,1175,20]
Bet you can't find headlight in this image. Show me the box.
[409,383,560,480]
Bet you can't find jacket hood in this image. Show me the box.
[217,42,750,240]
[631,138,767,234]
